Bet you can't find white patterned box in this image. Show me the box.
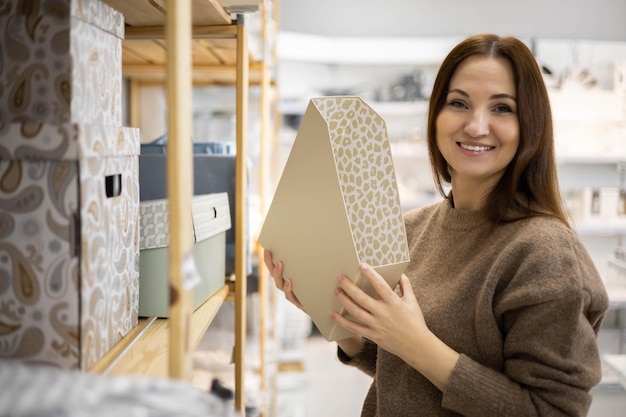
[259,96,410,341]
[0,0,124,130]
[0,120,140,369]
[138,193,231,318]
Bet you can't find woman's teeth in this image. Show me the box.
[459,143,493,152]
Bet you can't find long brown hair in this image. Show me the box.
[427,34,569,226]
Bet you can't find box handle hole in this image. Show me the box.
[105,174,122,198]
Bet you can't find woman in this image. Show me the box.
[264,34,609,416]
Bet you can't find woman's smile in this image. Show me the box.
[456,142,496,153]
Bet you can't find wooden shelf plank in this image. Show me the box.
[125,24,237,40]
[101,0,230,26]
[122,62,265,85]
[89,285,229,378]
[102,0,243,84]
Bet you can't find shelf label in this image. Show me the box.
[181,252,202,290]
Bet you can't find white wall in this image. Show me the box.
[279,0,626,41]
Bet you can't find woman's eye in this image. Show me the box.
[449,100,466,109]
[494,104,513,113]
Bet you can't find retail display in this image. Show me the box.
[139,193,231,318]
[85,2,267,412]
[0,0,140,370]
[259,96,410,341]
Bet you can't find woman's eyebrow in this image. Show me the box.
[491,93,517,101]
[448,88,516,101]
[448,88,469,97]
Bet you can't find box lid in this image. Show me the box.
[3,0,124,39]
[140,193,231,250]
[0,122,140,160]
[72,0,125,39]
[2,0,125,39]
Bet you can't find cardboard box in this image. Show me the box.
[259,96,410,341]
[0,121,140,369]
[0,0,124,129]
[138,193,232,318]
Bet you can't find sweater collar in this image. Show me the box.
[439,197,489,231]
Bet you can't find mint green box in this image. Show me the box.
[138,193,231,317]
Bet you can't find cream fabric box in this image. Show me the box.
[0,0,124,130]
[139,193,231,318]
[0,121,140,369]
[259,96,410,341]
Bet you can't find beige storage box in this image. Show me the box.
[0,121,140,369]
[139,193,231,318]
[259,96,410,341]
[0,0,124,129]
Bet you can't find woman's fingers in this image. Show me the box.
[335,264,393,316]
[397,274,415,301]
[263,249,285,289]
[262,248,274,270]
[283,279,305,310]
[358,263,397,301]
[263,249,306,311]
[334,284,371,323]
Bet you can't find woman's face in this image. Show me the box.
[436,55,520,192]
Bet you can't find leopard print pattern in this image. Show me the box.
[312,97,408,266]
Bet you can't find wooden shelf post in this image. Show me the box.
[166,0,194,381]
[235,13,249,414]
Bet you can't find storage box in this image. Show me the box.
[139,149,250,280]
[258,96,410,341]
[0,0,124,130]
[0,121,140,369]
[139,193,231,318]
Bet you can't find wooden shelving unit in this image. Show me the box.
[89,1,273,413]
[90,285,229,377]
[103,0,264,85]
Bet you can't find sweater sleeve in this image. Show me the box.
[337,338,378,378]
[441,229,609,417]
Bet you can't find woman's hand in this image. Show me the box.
[331,263,426,359]
[331,263,459,391]
[263,249,304,311]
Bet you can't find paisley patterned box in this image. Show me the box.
[138,193,231,318]
[0,121,140,369]
[0,0,124,131]
[259,96,410,341]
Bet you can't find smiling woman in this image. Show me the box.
[435,56,520,211]
[427,34,565,225]
[264,34,610,417]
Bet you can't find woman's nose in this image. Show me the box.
[464,111,489,137]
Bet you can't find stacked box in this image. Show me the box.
[0,0,124,130]
[0,0,140,370]
[138,193,231,318]
[0,121,140,369]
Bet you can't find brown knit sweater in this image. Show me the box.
[339,198,609,417]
